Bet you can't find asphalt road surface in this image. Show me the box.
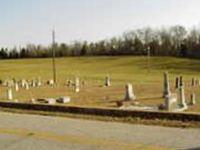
[0,112,199,150]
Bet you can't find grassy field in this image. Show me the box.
[0,56,199,112]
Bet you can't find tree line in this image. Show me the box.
[1,25,200,59]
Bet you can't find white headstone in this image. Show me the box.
[163,72,171,98]
[15,82,19,92]
[7,88,13,100]
[32,80,36,87]
[48,79,54,86]
[179,85,187,109]
[36,77,42,87]
[74,77,80,93]
[46,98,56,104]
[105,76,111,87]
[25,82,29,90]
[124,83,136,101]
[21,79,26,88]
[30,99,35,103]
[190,93,196,105]
[165,94,177,111]
[37,81,42,87]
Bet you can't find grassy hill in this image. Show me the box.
[0,56,199,111]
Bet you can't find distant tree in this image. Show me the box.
[0,48,8,59]
[1,25,200,58]
[133,36,144,55]
[80,42,88,56]
[170,25,187,50]
[180,43,188,57]
[20,48,27,58]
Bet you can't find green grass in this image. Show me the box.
[0,56,199,111]
[0,56,199,82]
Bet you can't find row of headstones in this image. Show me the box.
[6,88,70,104]
[4,76,111,101]
[175,76,200,89]
[3,78,42,101]
[2,78,42,90]
[163,72,198,111]
[117,72,198,110]
[67,76,136,101]
[65,76,111,93]
[66,77,80,93]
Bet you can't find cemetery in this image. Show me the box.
[2,1,200,149]
[0,56,199,113]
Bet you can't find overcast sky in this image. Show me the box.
[1,0,200,47]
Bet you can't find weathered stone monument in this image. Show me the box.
[124,83,136,101]
[190,93,196,105]
[164,94,178,111]
[179,84,187,109]
[105,76,111,87]
[163,72,171,98]
[7,88,13,100]
[74,77,80,93]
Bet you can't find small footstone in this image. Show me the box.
[46,98,56,104]
[57,97,71,103]
[31,99,36,104]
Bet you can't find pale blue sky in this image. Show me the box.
[1,0,200,47]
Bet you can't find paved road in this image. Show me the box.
[0,112,199,150]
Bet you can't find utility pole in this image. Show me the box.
[147,46,150,73]
[52,30,57,84]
